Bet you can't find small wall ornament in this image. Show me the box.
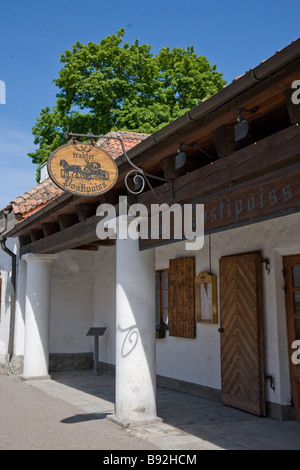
[195,271,218,324]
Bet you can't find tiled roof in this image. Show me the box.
[96,131,150,159]
[3,131,149,219]
[10,179,64,218]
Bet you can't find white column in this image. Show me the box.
[110,229,159,427]
[21,253,57,379]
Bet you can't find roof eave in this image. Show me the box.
[4,191,74,238]
[116,38,300,166]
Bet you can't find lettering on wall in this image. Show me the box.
[139,163,300,249]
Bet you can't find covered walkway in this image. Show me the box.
[24,370,300,450]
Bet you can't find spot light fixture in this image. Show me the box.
[175,143,187,169]
[234,108,249,142]
[234,106,258,142]
[175,142,215,170]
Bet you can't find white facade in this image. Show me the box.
[0,211,299,415]
[155,211,300,409]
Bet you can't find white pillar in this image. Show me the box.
[110,230,159,427]
[21,253,57,379]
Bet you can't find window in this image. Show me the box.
[155,269,168,326]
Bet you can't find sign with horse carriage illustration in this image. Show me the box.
[47,141,118,196]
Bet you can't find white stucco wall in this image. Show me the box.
[155,211,300,407]
[49,250,94,353]
[49,245,116,363]
[13,256,26,357]
[93,245,116,366]
[0,264,11,360]
[0,238,19,363]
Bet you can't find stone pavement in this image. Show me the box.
[1,368,300,450]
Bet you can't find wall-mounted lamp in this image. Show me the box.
[234,106,258,142]
[175,143,187,169]
[234,108,249,142]
[262,258,271,275]
[265,375,275,391]
[175,142,215,170]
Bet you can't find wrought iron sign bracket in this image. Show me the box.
[65,132,173,201]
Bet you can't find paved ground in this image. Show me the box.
[1,367,300,450]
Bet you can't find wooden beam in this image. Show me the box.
[138,124,300,207]
[57,214,78,230]
[20,215,102,256]
[76,203,98,222]
[99,189,120,207]
[285,87,300,124]
[212,124,253,158]
[42,222,60,237]
[94,239,115,246]
[160,156,178,180]
[30,229,44,243]
[71,245,99,251]
[126,190,137,207]
[72,240,115,250]
[19,234,32,247]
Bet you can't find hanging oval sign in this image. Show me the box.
[47,141,118,196]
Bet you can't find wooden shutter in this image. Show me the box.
[168,257,195,338]
[219,252,265,416]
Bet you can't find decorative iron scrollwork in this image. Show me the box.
[65,132,172,200]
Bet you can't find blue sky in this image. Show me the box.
[0,0,299,210]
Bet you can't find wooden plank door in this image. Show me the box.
[219,252,265,416]
[283,254,300,420]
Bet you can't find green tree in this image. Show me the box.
[29,29,226,179]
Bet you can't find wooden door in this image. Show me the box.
[219,252,265,416]
[283,254,300,420]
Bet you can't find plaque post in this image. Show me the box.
[86,327,107,376]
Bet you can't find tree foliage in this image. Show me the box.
[28,29,226,179]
